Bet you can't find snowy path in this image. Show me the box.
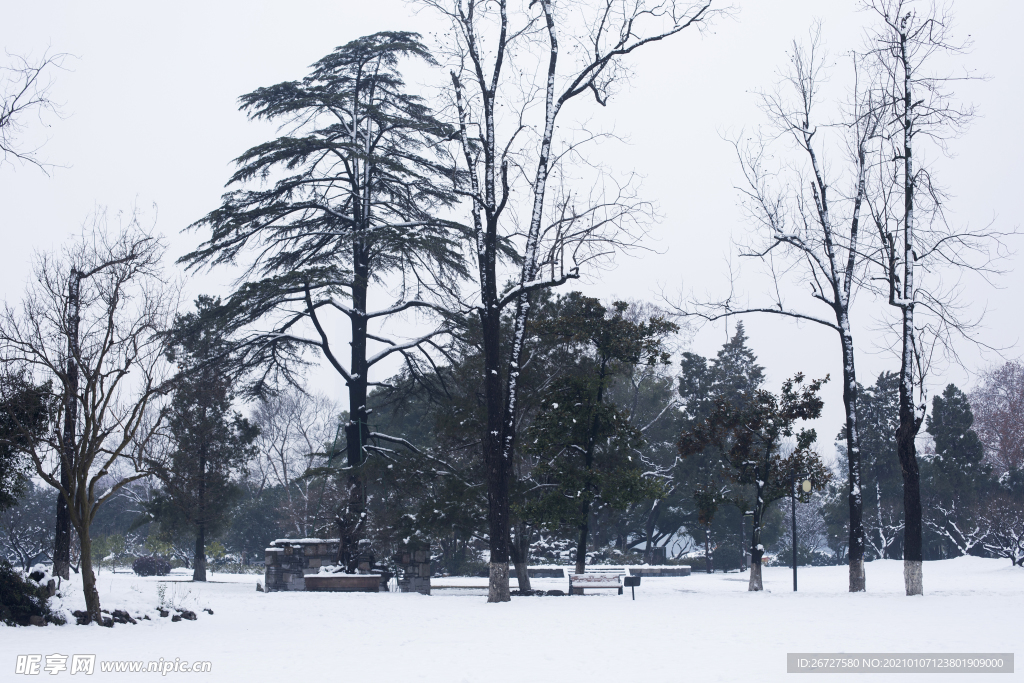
[2,557,1020,682]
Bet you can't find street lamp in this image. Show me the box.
[791,471,812,592]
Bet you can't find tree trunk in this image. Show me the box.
[897,376,923,595]
[193,520,206,582]
[54,268,81,581]
[644,499,662,564]
[705,527,714,574]
[571,502,590,595]
[53,492,71,580]
[748,557,763,592]
[340,240,371,573]
[571,358,609,591]
[193,446,207,582]
[480,238,511,601]
[509,523,532,592]
[78,531,102,623]
[511,559,530,592]
[839,323,867,592]
[492,286,537,600]
[748,486,764,591]
[575,503,590,577]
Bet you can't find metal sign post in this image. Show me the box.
[624,575,641,600]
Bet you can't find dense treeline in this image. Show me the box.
[4,312,1020,581]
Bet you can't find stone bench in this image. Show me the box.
[569,568,624,595]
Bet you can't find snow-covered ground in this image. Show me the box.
[3,558,1021,682]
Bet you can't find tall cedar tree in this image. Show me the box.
[182,33,465,570]
[679,370,830,591]
[150,297,258,581]
[676,323,764,571]
[522,294,674,580]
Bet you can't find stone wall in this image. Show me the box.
[394,549,431,595]
[627,566,691,577]
[265,538,432,594]
[264,539,340,592]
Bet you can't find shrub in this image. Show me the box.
[713,546,744,571]
[132,555,171,577]
[0,560,64,626]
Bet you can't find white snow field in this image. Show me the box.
[2,557,1020,682]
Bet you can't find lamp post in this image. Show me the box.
[791,468,812,592]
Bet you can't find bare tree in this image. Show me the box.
[860,0,1006,596]
[250,389,340,536]
[980,492,1024,567]
[782,490,831,559]
[424,0,720,602]
[0,51,69,172]
[970,361,1024,475]
[0,215,175,622]
[682,24,881,592]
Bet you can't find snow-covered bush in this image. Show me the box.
[0,560,64,626]
[132,555,171,576]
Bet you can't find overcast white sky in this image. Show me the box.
[3,1,1022,455]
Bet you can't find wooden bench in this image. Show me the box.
[568,567,625,595]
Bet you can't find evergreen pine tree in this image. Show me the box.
[856,373,904,559]
[522,294,674,580]
[149,297,258,581]
[677,322,765,571]
[923,383,991,555]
